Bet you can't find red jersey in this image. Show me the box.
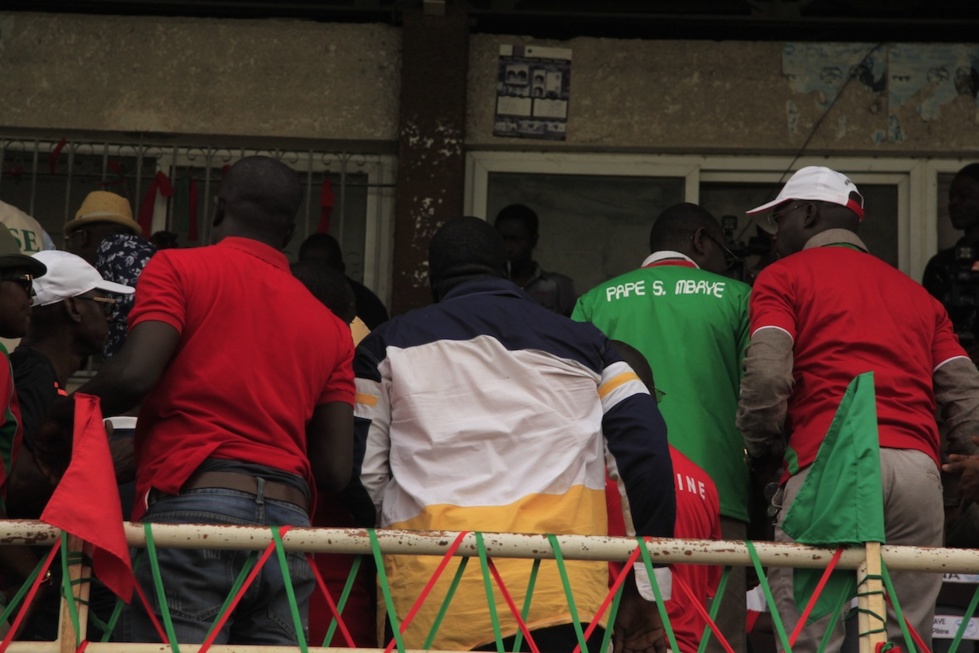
[750,244,966,477]
[127,237,355,520]
[607,447,721,653]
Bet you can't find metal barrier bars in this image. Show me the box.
[1,521,978,652]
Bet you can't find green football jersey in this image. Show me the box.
[573,260,751,521]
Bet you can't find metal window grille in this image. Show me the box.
[0,137,396,294]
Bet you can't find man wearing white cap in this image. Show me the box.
[736,166,979,652]
[8,250,133,512]
[6,250,132,641]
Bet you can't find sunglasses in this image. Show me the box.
[75,295,118,317]
[768,202,812,226]
[0,273,34,297]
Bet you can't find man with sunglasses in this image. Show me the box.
[0,225,46,633]
[737,166,979,653]
[5,250,132,641]
[572,202,751,653]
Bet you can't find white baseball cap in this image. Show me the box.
[30,250,134,307]
[747,166,865,221]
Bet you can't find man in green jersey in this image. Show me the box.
[572,202,751,653]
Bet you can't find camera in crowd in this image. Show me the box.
[948,245,979,343]
[721,215,774,283]
[949,246,979,309]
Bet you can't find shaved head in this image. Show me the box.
[649,203,724,253]
[214,156,302,246]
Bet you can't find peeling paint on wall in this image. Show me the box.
[782,42,979,144]
[888,44,979,124]
[782,42,885,109]
[786,100,799,134]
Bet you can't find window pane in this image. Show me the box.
[0,153,153,245]
[487,172,684,294]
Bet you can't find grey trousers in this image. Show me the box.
[769,448,944,653]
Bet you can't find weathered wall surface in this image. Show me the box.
[468,35,979,154]
[0,12,401,143]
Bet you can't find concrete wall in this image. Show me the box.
[3,12,975,155]
[468,35,979,154]
[0,12,401,143]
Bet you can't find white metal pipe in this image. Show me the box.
[4,645,467,653]
[3,520,978,573]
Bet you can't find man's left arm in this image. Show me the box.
[307,402,354,495]
[308,329,356,495]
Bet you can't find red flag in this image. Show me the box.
[48,138,67,175]
[138,171,174,237]
[317,179,335,234]
[41,394,132,602]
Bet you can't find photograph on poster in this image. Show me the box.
[494,44,572,141]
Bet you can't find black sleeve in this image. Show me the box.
[603,392,676,540]
[10,350,59,452]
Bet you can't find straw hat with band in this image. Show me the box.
[63,191,142,238]
[0,225,46,277]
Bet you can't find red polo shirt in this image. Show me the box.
[607,447,721,653]
[128,236,354,520]
[750,244,966,475]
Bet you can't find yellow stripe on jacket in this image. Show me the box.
[379,485,610,651]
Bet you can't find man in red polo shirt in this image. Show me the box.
[608,340,722,653]
[37,156,355,646]
[737,166,979,653]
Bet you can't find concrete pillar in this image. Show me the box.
[390,4,469,315]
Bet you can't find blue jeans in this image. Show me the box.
[128,487,314,646]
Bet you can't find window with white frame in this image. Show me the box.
[466,152,973,292]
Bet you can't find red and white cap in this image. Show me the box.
[747,166,865,221]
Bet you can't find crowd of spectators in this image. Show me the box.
[0,160,976,653]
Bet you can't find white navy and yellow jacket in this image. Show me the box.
[351,277,675,650]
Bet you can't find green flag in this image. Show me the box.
[781,371,885,622]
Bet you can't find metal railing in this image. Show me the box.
[0,521,976,653]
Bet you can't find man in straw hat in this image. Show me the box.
[736,166,979,652]
[64,190,156,357]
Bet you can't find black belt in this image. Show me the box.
[176,471,308,511]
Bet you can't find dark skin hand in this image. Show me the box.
[943,435,979,506]
[613,575,668,653]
